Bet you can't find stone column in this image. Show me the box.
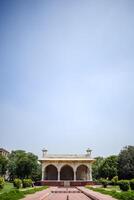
[58,169,60,181]
[42,167,45,181]
[89,164,92,181]
[74,170,76,181]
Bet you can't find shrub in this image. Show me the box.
[93,179,100,185]
[100,178,109,188]
[22,179,32,188]
[13,178,22,189]
[130,179,134,190]
[0,177,5,189]
[111,176,118,186]
[118,180,130,191]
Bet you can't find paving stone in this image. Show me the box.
[21,186,117,200]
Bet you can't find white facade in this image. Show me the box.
[39,149,95,181]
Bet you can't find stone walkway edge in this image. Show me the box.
[39,192,50,200]
[77,187,117,200]
[77,187,100,200]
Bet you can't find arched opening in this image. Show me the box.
[45,165,58,180]
[60,165,74,180]
[76,165,89,180]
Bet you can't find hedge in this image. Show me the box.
[13,179,22,189]
[130,179,134,190]
[118,180,130,191]
[22,179,33,188]
[99,178,109,188]
[111,176,118,186]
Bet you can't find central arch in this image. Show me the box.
[45,165,58,180]
[60,165,74,180]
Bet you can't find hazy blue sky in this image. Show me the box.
[0,0,134,157]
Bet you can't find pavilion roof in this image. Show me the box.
[39,154,95,162]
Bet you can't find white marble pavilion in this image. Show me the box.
[39,148,95,185]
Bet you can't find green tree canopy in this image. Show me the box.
[118,145,134,180]
[8,150,41,181]
[92,156,104,180]
[99,155,118,180]
[0,155,8,176]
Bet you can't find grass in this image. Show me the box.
[19,186,42,191]
[86,185,134,200]
[0,183,48,200]
[0,182,14,194]
[105,185,120,192]
[22,186,48,195]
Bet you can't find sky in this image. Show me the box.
[0,0,134,158]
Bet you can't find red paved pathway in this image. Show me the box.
[21,187,91,200]
[21,186,117,200]
[21,187,55,200]
[49,187,91,200]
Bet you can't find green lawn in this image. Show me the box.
[0,182,14,194]
[105,185,121,192]
[19,186,44,191]
[0,185,48,200]
[90,185,121,192]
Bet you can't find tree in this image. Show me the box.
[31,163,42,181]
[8,150,41,180]
[99,155,118,180]
[8,150,25,180]
[118,145,134,179]
[0,155,8,176]
[92,157,104,180]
